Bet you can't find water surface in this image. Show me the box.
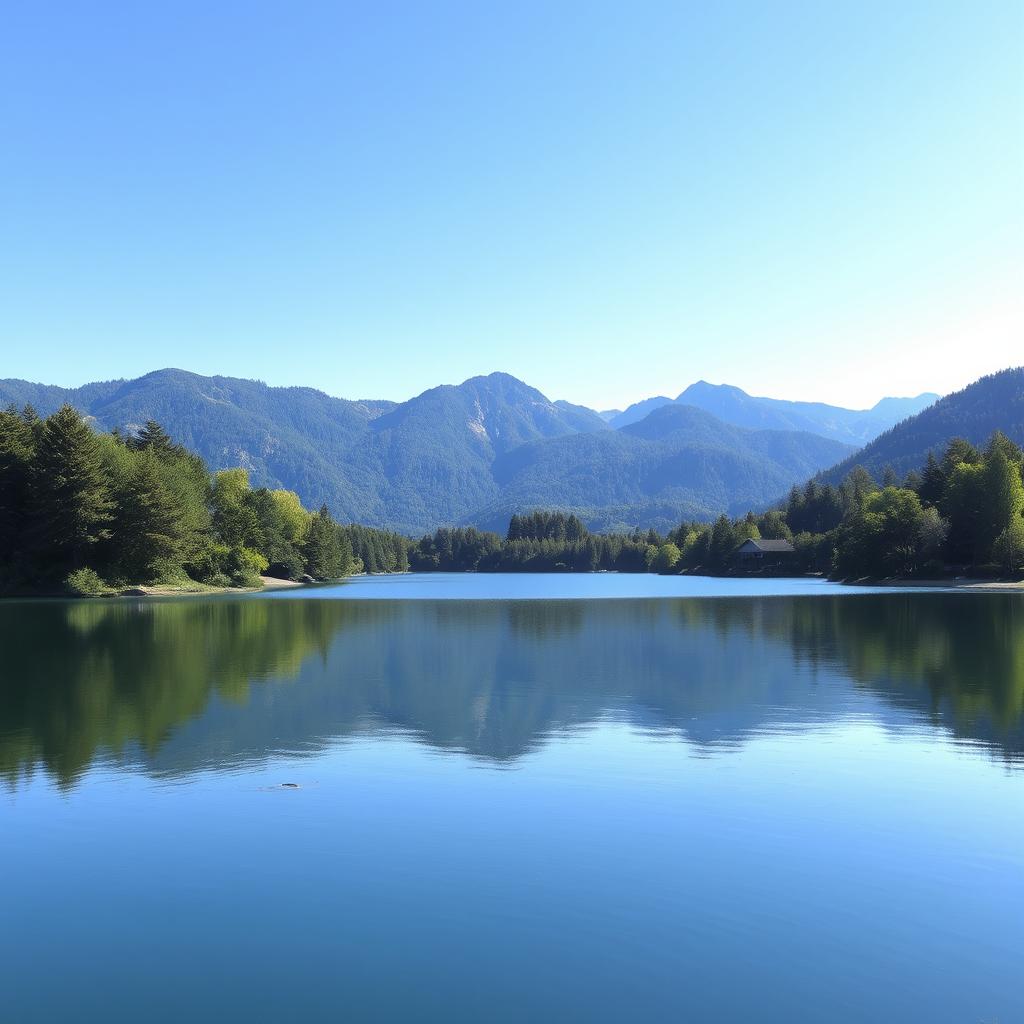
[2,580,1022,1022]
[274,571,950,600]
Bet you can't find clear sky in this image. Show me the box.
[1,1,1021,411]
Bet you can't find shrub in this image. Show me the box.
[183,544,231,583]
[224,545,268,587]
[238,546,269,575]
[65,568,107,597]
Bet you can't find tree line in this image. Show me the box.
[408,437,1024,580]
[661,432,1024,579]
[7,402,1020,589]
[410,511,667,572]
[0,404,405,594]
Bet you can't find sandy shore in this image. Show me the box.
[119,575,308,597]
[257,576,305,589]
[863,578,1024,592]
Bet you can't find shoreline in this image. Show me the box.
[122,575,308,597]
[846,577,1024,592]
[0,575,315,600]
[3,571,1023,600]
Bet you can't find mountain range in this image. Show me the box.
[0,368,948,533]
[605,382,939,441]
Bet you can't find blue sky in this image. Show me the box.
[1,1,1021,410]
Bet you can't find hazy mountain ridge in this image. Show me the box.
[469,405,853,532]
[816,367,1024,484]
[609,380,939,442]
[2,368,854,533]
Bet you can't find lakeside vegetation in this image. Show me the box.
[682,431,1024,580]
[408,434,1024,580]
[3,401,1022,592]
[0,404,406,595]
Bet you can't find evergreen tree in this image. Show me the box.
[27,405,113,576]
[943,461,986,565]
[129,420,179,458]
[918,452,946,507]
[979,445,1024,558]
[112,449,189,581]
[0,406,36,579]
[942,437,980,473]
[303,505,343,579]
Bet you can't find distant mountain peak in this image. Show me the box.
[606,380,943,446]
[818,368,1022,484]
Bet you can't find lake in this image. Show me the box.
[2,575,1022,1022]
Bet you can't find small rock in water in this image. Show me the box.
[280,782,300,789]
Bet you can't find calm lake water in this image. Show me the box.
[2,575,1022,1022]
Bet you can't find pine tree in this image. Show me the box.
[918,452,946,507]
[28,405,113,575]
[979,445,1024,558]
[129,420,178,459]
[0,406,37,579]
[303,505,343,579]
[113,450,189,581]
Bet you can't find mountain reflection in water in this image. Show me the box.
[1,593,1022,789]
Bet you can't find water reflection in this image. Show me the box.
[1,594,1022,788]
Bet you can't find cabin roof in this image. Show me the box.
[735,538,796,553]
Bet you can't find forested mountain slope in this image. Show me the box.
[472,405,853,532]
[817,368,1024,484]
[1,368,853,533]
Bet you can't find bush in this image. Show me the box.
[65,568,107,597]
[148,559,200,588]
[238,546,269,575]
[183,544,231,583]
[224,546,268,587]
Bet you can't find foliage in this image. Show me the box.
[0,406,404,592]
[410,512,659,573]
[664,429,1024,580]
[64,567,108,597]
[788,432,1023,579]
[27,405,113,574]
[992,518,1024,573]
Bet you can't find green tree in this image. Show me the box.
[111,449,191,581]
[918,452,946,507]
[834,487,928,578]
[0,406,37,580]
[211,468,259,548]
[943,461,986,565]
[992,518,1024,574]
[27,405,113,575]
[978,444,1024,559]
[303,505,345,579]
[270,490,310,544]
[757,510,793,541]
[652,542,681,573]
[128,420,179,458]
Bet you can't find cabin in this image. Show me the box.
[733,538,796,567]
